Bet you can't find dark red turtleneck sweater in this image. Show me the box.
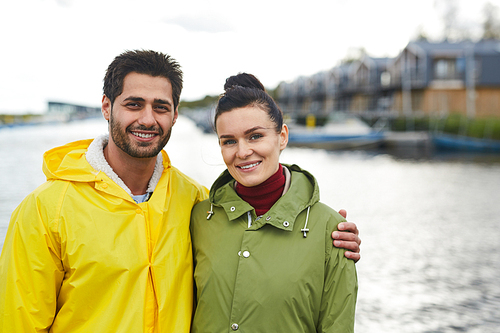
[235,164,286,216]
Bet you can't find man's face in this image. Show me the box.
[102,72,178,159]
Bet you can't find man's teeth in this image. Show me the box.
[133,132,155,138]
[240,162,259,169]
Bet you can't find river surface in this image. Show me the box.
[1,116,499,332]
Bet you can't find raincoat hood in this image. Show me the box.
[208,164,320,230]
[43,139,99,183]
[43,135,166,198]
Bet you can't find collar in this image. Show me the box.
[209,165,309,232]
[85,134,164,198]
[235,164,286,216]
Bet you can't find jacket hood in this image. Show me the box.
[42,137,170,190]
[208,164,320,227]
[43,139,99,183]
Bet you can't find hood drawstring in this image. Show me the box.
[301,206,311,238]
[207,204,214,219]
[207,203,311,237]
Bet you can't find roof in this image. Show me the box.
[409,39,500,56]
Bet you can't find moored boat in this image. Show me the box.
[432,133,500,152]
[287,117,385,150]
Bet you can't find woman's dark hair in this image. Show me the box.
[214,73,283,133]
[103,50,183,110]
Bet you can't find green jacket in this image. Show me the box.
[190,164,357,333]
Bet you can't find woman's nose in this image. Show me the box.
[236,141,252,159]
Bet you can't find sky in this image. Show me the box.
[1,0,498,114]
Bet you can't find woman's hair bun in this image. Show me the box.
[223,73,265,92]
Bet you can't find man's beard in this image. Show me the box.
[109,111,172,158]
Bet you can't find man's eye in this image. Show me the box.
[156,105,169,112]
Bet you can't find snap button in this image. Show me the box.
[238,251,241,256]
[283,221,290,227]
[231,323,239,330]
[230,206,236,212]
[101,183,108,189]
[266,216,271,221]
[136,208,142,214]
[242,251,250,258]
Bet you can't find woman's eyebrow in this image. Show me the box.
[244,126,267,135]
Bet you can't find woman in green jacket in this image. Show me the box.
[190,73,357,332]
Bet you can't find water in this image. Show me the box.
[1,117,499,332]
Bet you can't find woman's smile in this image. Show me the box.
[237,161,261,170]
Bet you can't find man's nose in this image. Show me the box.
[138,105,157,127]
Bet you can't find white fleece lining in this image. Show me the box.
[85,134,164,197]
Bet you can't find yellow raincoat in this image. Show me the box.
[0,139,208,332]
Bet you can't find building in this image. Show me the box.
[47,101,101,122]
[277,39,500,119]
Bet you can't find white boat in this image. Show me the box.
[287,116,385,150]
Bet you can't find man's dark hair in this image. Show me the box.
[103,50,183,110]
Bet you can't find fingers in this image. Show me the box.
[334,240,361,263]
[333,239,360,253]
[337,222,359,236]
[344,251,360,263]
[332,231,358,242]
[333,230,361,246]
[333,216,362,263]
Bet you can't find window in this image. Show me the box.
[381,71,391,86]
[433,58,464,80]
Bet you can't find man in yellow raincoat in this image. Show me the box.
[0,50,361,332]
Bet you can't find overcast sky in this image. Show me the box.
[1,0,498,114]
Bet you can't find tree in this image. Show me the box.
[435,0,459,40]
[413,25,429,41]
[482,2,500,39]
[434,0,475,41]
[339,47,367,65]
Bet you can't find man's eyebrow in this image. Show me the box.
[123,97,172,106]
[124,96,145,102]
[154,99,172,106]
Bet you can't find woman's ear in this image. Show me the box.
[280,124,289,151]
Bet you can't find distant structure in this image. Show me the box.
[0,102,101,128]
[47,101,101,122]
[277,39,500,119]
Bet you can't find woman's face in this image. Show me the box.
[216,106,288,187]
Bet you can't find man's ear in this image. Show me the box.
[102,95,111,121]
[172,106,179,125]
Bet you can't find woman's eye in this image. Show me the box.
[222,139,236,145]
[250,133,263,140]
